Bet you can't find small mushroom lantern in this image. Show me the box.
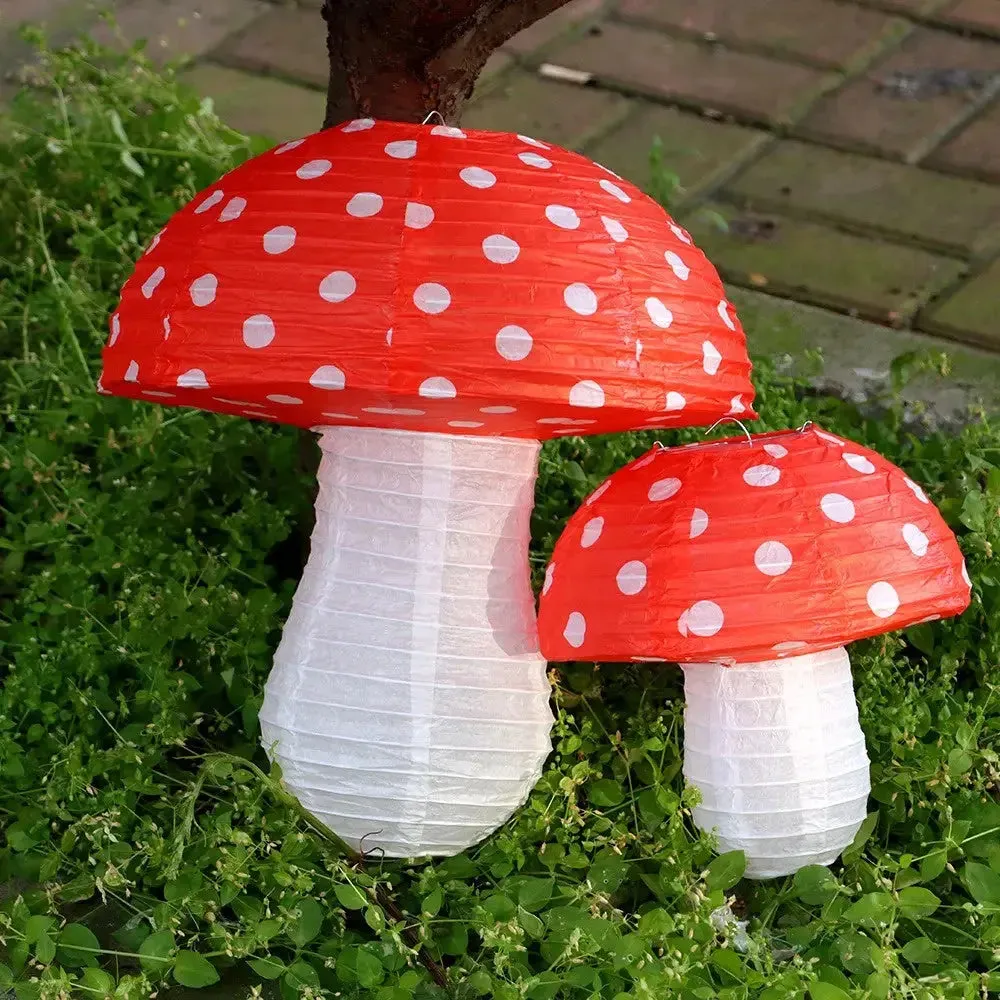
[538,425,971,877]
[100,118,756,857]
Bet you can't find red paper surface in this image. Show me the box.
[101,119,755,438]
[538,425,971,662]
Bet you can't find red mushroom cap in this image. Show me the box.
[538,424,971,662]
[100,119,755,439]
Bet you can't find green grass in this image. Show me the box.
[2,35,1000,1000]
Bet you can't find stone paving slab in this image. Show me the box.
[583,104,769,203]
[461,71,632,149]
[918,257,1000,349]
[932,0,1000,36]
[797,27,1000,161]
[501,0,608,57]
[926,98,1000,180]
[546,21,833,124]
[725,139,1000,255]
[617,0,908,70]
[179,62,325,141]
[683,204,964,322]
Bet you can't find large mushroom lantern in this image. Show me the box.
[100,118,756,858]
[538,424,971,877]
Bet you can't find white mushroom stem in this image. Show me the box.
[682,647,871,879]
[259,426,554,857]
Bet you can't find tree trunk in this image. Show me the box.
[320,0,575,127]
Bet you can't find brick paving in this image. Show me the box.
[2,0,999,357]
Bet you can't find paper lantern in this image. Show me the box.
[100,118,757,857]
[538,424,971,877]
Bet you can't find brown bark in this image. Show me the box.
[320,0,575,127]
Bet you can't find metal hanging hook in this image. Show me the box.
[797,420,814,432]
[704,417,753,445]
[421,110,445,125]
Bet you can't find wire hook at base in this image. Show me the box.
[704,417,753,445]
[421,110,445,125]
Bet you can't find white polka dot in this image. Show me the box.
[296,159,332,179]
[632,451,658,470]
[545,204,580,229]
[163,316,171,339]
[347,192,383,217]
[690,508,709,538]
[194,189,224,214]
[586,481,611,505]
[419,376,456,399]
[649,478,682,502]
[386,328,393,345]
[867,581,899,618]
[670,222,692,244]
[601,216,628,242]
[645,297,673,329]
[189,273,217,306]
[564,283,597,315]
[569,380,604,408]
[405,202,434,229]
[146,232,161,253]
[267,394,303,405]
[679,601,724,638]
[728,395,746,415]
[579,517,604,548]
[518,151,551,169]
[755,540,793,576]
[460,166,496,188]
[263,225,296,254]
[448,420,483,428]
[431,125,465,138]
[703,341,722,375]
[617,560,647,595]
[773,641,809,653]
[141,390,174,399]
[141,266,165,299]
[274,138,305,153]
[563,612,586,648]
[537,417,596,426]
[496,325,533,361]
[518,134,549,148]
[413,282,451,314]
[219,196,246,222]
[124,360,139,382]
[543,563,555,596]
[763,443,788,459]
[665,391,686,412]
[821,493,855,523]
[214,398,262,407]
[319,271,357,303]
[743,465,780,487]
[321,412,358,421]
[961,560,971,587]
[717,299,736,330]
[904,477,929,503]
[363,406,426,416]
[177,368,209,389]
[815,429,844,446]
[902,523,929,557]
[109,314,120,346]
[242,314,275,349]
[844,453,876,475]
[599,178,630,202]
[665,251,690,280]
[342,118,374,132]
[310,365,346,390]
[481,405,516,414]
[482,234,520,264]
[384,140,417,159]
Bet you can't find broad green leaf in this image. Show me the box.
[517,878,555,912]
[588,779,624,807]
[898,887,940,919]
[843,893,895,926]
[705,851,746,891]
[139,929,175,973]
[962,862,1000,905]
[841,812,879,864]
[288,897,324,947]
[901,937,939,964]
[421,888,443,917]
[80,969,113,993]
[284,960,320,989]
[793,866,839,905]
[334,882,367,910]
[249,957,285,980]
[173,951,220,988]
[56,923,100,968]
[809,982,851,1000]
[919,850,948,882]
